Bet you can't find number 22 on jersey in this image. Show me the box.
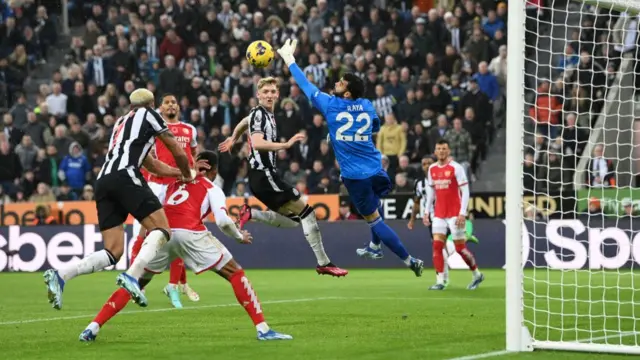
[335,111,371,142]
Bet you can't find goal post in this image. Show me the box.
[506,0,640,355]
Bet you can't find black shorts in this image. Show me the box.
[94,169,163,231]
[248,169,300,211]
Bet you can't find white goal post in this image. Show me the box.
[506,0,640,355]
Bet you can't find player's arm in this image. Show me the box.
[147,109,192,179]
[142,155,181,178]
[277,39,332,113]
[218,117,249,153]
[207,186,248,243]
[423,171,435,226]
[249,108,303,151]
[455,164,470,217]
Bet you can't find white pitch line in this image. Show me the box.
[444,350,513,360]
[0,297,341,326]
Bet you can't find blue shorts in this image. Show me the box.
[342,170,392,217]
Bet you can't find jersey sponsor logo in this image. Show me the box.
[433,179,452,190]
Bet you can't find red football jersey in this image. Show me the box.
[161,175,228,232]
[428,160,468,218]
[147,122,197,184]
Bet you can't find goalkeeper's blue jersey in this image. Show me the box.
[313,93,382,180]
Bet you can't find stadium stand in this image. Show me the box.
[0,0,514,202]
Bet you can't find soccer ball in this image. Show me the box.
[246,40,274,68]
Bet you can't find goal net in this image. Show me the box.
[506,0,640,355]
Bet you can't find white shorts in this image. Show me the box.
[132,182,168,236]
[432,217,465,240]
[145,230,233,275]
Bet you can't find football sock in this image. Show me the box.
[251,209,300,228]
[368,217,410,261]
[229,270,268,332]
[454,242,480,276]
[169,258,184,285]
[93,288,131,327]
[180,265,187,284]
[131,236,144,261]
[368,203,384,249]
[58,249,117,282]
[433,241,446,283]
[443,248,450,281]
[126,229,169,279]
[299,205,331,266]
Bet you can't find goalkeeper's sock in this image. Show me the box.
[126,229,169,279]
[58,249,117,282]
[368,203,384,249]
[169,258,184,285]
[369,217,410,261]
[93,288,131,327]
[251,209,300,228]
[229,270,267,332]
[455,242,479,273]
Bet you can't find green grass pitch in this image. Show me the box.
[0,269,634,360]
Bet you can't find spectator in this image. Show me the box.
[372,84,396,119]
[0,139,21,193]
[335,200,359,220]
[81,184,94,201]
[482,10,505,39]
[473,62,500,103]
[397,155,418,182]
[29,182,56,203]
[489,45,508,90]
[444,118,473,176]
[57,181,78,201]
[45,83,68,119]
[14,134,38,171]
[393,173,413,193]
[9,93,28,129]
[0,184,11,204]
[52,124,73,160]
[523,153,536,193]
[586,144,615,188]
[33,146,59,187]
[377,113,406,170]
[407,123,430,163]
[58,142,91,194]
[2,112,23,147]
[284,161,305,187]
[537,151,564,193]
[528,81,562,139]
[33,205,57,225]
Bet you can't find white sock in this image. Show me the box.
[443,249,450,281]
[132,219,142,241]
[126,230,169,279]
[251,209,300,228]
[436,272,445,284]
[473,269,482,278]
[368,241,381,251]
[403,256,412,266]
[256,322,270,333]
[58,249,115,282]
[300,210,331,266]
[87,321,100,334]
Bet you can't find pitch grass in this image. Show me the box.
[0,269,633,360]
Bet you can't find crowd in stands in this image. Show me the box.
[524,4,623,194]
[0,0,516,204]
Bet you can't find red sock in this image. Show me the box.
[229,270,265,326]
[131,236,144,263]
[93,289,131,327]
[179,262,187,284]
[169,258,184,285]
[455,242,478,271]
[432,241,445,273]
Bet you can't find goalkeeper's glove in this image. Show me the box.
[277,39,298,67]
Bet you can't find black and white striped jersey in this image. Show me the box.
[98,107,168,178]
[414,176,433,217]
[372,95,396,118]
[247,105,277,171]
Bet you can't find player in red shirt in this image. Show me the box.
[134,93,200,308]
[80,151,293,342]
[423,139,484,290]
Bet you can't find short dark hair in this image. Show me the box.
[343,73,365,99]
[196,150,218,169]
[161,93,177,101]
[436,138,450,147]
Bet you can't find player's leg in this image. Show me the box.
[278,198,347,277]
[356,201,385,259]
[429,222,448,290]
[449,218,484,290]
[79,239,168,341]
[179,230,291,340]
[44,194,125,310]
[347,173,423,276]
[237,204,300,229]
[116,178,171,307]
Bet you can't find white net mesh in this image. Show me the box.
[521,0,640,352]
